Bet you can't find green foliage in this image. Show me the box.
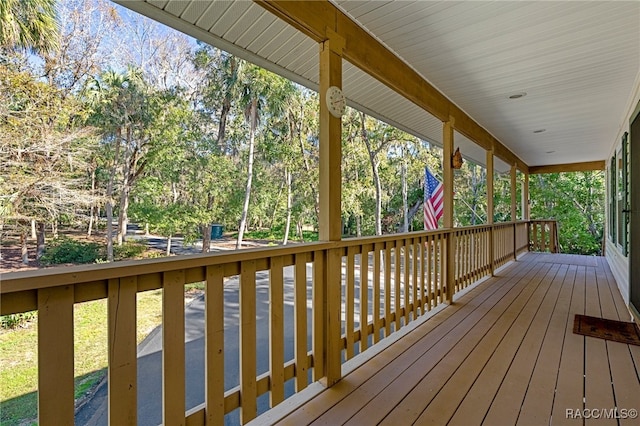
[0,0,59,54]
[0,312,36,329]
[39,237,102,265]
[113,241,146,260]
[39,237,149,265]
[530,172,604,255]
[238,226,318,243]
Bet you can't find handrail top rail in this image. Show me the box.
[0,220,534,294]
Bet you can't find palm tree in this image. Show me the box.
[0,0,59,54]
[235,65,292,248]
[85,67,148,261]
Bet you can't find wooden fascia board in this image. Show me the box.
[255,0,528,172]
[529,161,606,174]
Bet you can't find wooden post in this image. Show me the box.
[487,150,494,274]
[239,261,257,423]
[163,270,186,426]
[319,32,343,242]
[523,172,530,221]
[510,164,517,222]
[108,277,137,425]
[38,286,74,426]
[319,32,344,387]
[443,119,455,303]
[205,265,225,424]
[510,164,517,260]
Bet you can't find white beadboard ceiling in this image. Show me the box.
[116,1,640,173]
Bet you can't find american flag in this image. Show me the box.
[424,166,444,230]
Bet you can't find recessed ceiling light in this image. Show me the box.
[508,92,527,99]
[533,129,546,133]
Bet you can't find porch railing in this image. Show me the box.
[528,219,559,253]
[1,220,542,425]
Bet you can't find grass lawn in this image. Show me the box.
[0,287,203,425]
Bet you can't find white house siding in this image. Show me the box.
[605,76,640,307]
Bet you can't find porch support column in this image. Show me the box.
[510,164,517,260]
[487,150,494,274]
[510,164,517,222]
[443,119,454,303]
[319,31,343,242]
[523,172,530,220]
[318,31,344,387]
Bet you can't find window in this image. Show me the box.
[609,133,629,256]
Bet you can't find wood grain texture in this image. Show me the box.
[108,277,137,425]
[276,254,634,426]
[162,270,186,426]
[37,285,74,426]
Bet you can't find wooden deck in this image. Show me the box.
[270,253,640,426]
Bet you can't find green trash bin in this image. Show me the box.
[210,224,224,239]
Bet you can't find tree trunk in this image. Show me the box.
[202,225,212,253]
[236,97,258,249]
[283,168,292,245]
[360,112,383,236]
[166,235,172,256]
[296,110,320,223]
[118,127,139,246]
[105,128,121,262]
[31,219,36,239]
[356,215,362,237]
[20,230,28,265]
[202,193,214,253]
[88,166,96,236]
[217,97,231,151]
[106,198,114,262]
[269,181,285,229]
[402,154,408,232]
[117,163,131,245]
[297,219,304,243]
[36,222,46,259]
[217,57,237,151]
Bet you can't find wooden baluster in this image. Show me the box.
[360,248,369,352]
[324,248,342,386]
[435,234,442,304]
[541,223,547,252]
[205,265,225,424]
[425,236,432,310]
[108,277,137,425]
[163,270,186,426]
[38,286,74,426]
[448,231,456,299]
[239,261,257,423]
[384,242,392,336]
[312,250,325,381]
[412,238,418,317]
[345,247,356,359]
[294,254,308,391]
[403,238,410,324]
[373,243,382,344]
[394,241,402,330]
[268,257,285,406]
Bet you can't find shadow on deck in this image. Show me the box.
[258,253,640,426]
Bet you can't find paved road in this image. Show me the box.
[75,265,314,426]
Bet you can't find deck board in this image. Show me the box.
[282,259,536,425]
[458,264,568,426]
[273,253,639,426]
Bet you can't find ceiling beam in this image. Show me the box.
[529,161,605,174]
[255,0,528,173]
